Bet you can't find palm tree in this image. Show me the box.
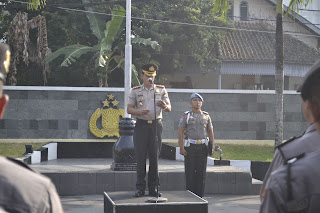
[274,0,313,146]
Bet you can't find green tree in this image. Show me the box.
[131,0,231,75]
[45,5,159,87]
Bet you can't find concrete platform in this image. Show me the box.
[61,194,261,213]
[30,158,260,196]
[104,191,208,213]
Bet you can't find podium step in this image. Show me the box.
[104,191,208,213]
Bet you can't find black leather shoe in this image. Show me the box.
[135,190,145,197]
[149,189,162,197]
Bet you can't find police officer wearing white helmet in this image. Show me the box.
[260,59,320,212]
[178,93,214,197]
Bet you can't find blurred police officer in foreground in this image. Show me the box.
[178,93,214,197]
[260,59,320,212]
[0,43,64,213]
[127,64,171,197]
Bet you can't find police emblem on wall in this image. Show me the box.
[89,94,124,138]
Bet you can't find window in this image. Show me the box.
[240,1,248,21]
[227,2,234,20]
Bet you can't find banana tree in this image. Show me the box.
[45,5,159,87]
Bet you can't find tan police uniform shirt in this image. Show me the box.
[128,84,170,121]
[0,156,64,213]
[178,110,213,140]
[261,123,320,198]
[261,150,320,213]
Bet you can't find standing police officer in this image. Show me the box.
[261,59,320,200]
[0,43,64,212]
[260,59,320,212]
[127,64,171,197]
[178,93,214,197]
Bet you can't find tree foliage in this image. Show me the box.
[131,0,231,75]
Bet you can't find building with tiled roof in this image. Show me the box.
[163,0,320,90]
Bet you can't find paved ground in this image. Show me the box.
[61,194,260,213]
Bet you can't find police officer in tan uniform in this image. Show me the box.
[127,64,171,197]
[260,59,320,212]
[0,43,64,213]
[178,93,214,197]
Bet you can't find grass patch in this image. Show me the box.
[211,144,274,161]
[0,143,47,158]
[165,142,275,161]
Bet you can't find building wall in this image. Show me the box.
[0,86,308,141]
[233,0,318,48]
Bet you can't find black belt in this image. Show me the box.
[136,118,162,125]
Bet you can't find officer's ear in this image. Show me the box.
[0,94,9,118]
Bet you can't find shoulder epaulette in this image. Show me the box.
[202,111,209,115]
[276,133,304,149]
[156,84,165,88]
[132,85,141,89]
[6,157,34,172]
[184,111,190,114]
[284,152,306,165]
[276,137,297,149]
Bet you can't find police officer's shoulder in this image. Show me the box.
[132,85,142,90]
[184,111,190,115]
[202,111,209,115]
[6,157,35,172]
[156,84,165,88]
[284,152,306,165]
[275,133,304,149]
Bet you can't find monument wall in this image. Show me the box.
[0,86,308,140]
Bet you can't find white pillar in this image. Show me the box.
[124,0,132,118]
[218,72,222,89]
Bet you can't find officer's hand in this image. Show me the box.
[157,100,166,109]
[180,148,187,156]
[140,109,150,115]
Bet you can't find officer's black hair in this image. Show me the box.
[300,59,320,131]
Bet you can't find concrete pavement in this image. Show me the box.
[61,194,260,213]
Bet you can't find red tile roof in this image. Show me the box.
[219,22,320,64]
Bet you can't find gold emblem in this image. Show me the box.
[112,100,119,107]
[102,100,109,107]
[139,102,143,106]
[203,115,206,119]
[108,94,114,100]
[190,115,193,119]
[89,94,124,138]
[149,66,155,71]
[156,89,160,93]
[196,140,202,144]
[4,50,10,73]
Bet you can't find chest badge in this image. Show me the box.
[139,102,143,106]
[156,89,160,93]
[189,115,193,119]
[203,115,206,119]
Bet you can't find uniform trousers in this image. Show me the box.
[184,143,208,197]
[133,119,162,191]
